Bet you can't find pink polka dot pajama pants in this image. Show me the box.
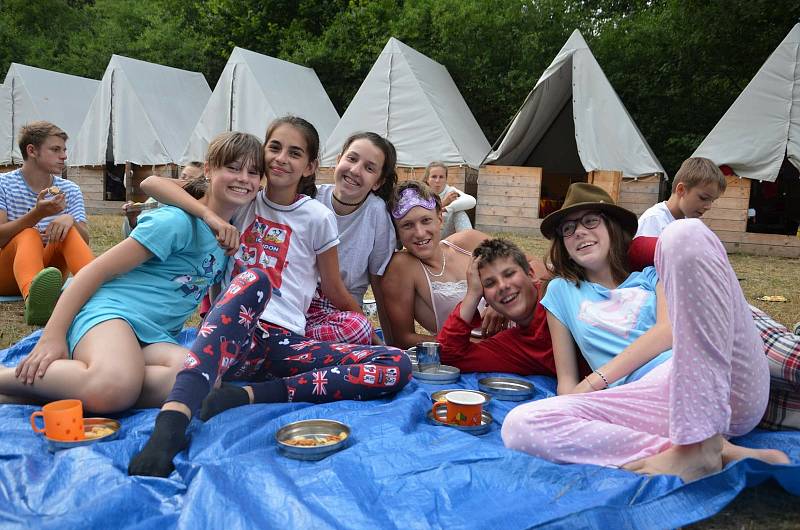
[501,219,769,467]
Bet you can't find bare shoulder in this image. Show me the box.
[446,229,491,252]
[384,250,420,281]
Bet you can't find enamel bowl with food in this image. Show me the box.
[276,419,351,460]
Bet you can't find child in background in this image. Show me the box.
[307,132,398,345]
[129,117,411,478]
[121,162,204,237]
[422,161,476,237]
[0,132,262,411]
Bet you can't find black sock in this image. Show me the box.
[128,410,190,478]
[198,383,251,421]
[251,379,288,404]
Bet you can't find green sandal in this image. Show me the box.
[24,267,63,326]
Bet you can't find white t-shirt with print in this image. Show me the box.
[228,191,339,334]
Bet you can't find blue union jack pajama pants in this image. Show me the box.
[168,269,412,412]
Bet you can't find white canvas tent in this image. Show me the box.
[182,47,339,164]
[693,23,800,182]
[72,55,211,166]
[484,30,664,178]
[1,64,99,165]
[320,37,490,168]
[0,84,11,165]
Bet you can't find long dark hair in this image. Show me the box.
[264,116,320,198]
[338,131,398,203]
[547,213,632,286]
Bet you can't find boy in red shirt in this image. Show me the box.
[437,238,557,376]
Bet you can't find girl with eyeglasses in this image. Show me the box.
[501,182,788,482]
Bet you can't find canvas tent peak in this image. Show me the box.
[693,23,800,183]
[181,47,339,164]
[484,29,665,179]
[1,63,99,165]
[71,54,211,167]
[320,36,490,169]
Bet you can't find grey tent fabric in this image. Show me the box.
[484,30,664,179]
[693,24,800,182]
[1,64,99,164]
[182,47,339,164]
[72,55,210,166]
[320,37,490,168]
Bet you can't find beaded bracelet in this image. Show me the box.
[594,369,609,389]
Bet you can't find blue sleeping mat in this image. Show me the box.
[1,330,798,529]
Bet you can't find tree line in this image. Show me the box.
[1,0,798,175]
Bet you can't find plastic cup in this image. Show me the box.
[30,399,85,441]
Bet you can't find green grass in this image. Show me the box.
[0,214,798,527]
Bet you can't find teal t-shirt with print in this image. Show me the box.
[67,206,226,353]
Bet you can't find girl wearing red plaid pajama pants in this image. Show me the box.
[501,184,789,483]
[304,132,398,345]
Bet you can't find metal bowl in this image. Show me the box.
[406,346,418,366]
[275,419,351,461]
[478,377,535,401]
[427,408,493,435]
[430,389,492,404]
[46,418,121,452]
[412,364,460,384]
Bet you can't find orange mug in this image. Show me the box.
[431,390,485,426]
[30,399,85,441]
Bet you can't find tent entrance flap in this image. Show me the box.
[747,157,800,236]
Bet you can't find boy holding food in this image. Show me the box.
[0,121,93,325]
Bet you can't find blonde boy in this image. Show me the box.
[635,157,727,237]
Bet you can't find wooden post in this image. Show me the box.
[587,170,621,202]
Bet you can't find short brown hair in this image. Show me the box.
[547,213,631,286]
[474,238,530,273]
[18,121,68,160]
[203,131,264,201]
[672,157,727,194]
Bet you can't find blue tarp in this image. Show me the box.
[1,330,799,529]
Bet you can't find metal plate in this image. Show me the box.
[46,418,121,452]
[430,389,492,404]
[412,364,460,384]
[275,419,351,461]
[478,377,535,401]
[427,408,493,435]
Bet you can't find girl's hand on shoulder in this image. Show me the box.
[480,307,508,337]
[15,333,68,384]
[202,211,240,254]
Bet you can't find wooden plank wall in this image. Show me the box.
[618,174,662,216]
[68,164,177,214]
[475,165,543,234]
[705,175,800,258]
[587,170,622,202]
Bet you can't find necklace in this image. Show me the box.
[423,247,447,277]
[332,193,367,208]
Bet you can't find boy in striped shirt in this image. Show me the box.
[0,121,93,325]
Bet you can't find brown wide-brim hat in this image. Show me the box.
[540,182,638,239]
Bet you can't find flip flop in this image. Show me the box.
[24,267,63,326]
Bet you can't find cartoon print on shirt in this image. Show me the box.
[233,216,292,290]
[578,287,650,339]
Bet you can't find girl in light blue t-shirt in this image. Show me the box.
[2,132,264,413]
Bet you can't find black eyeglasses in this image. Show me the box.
[557,212,604,238]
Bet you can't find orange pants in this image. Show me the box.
[0,227,94,297]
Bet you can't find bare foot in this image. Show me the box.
[623,434,724,483]
[721,439,790,466]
